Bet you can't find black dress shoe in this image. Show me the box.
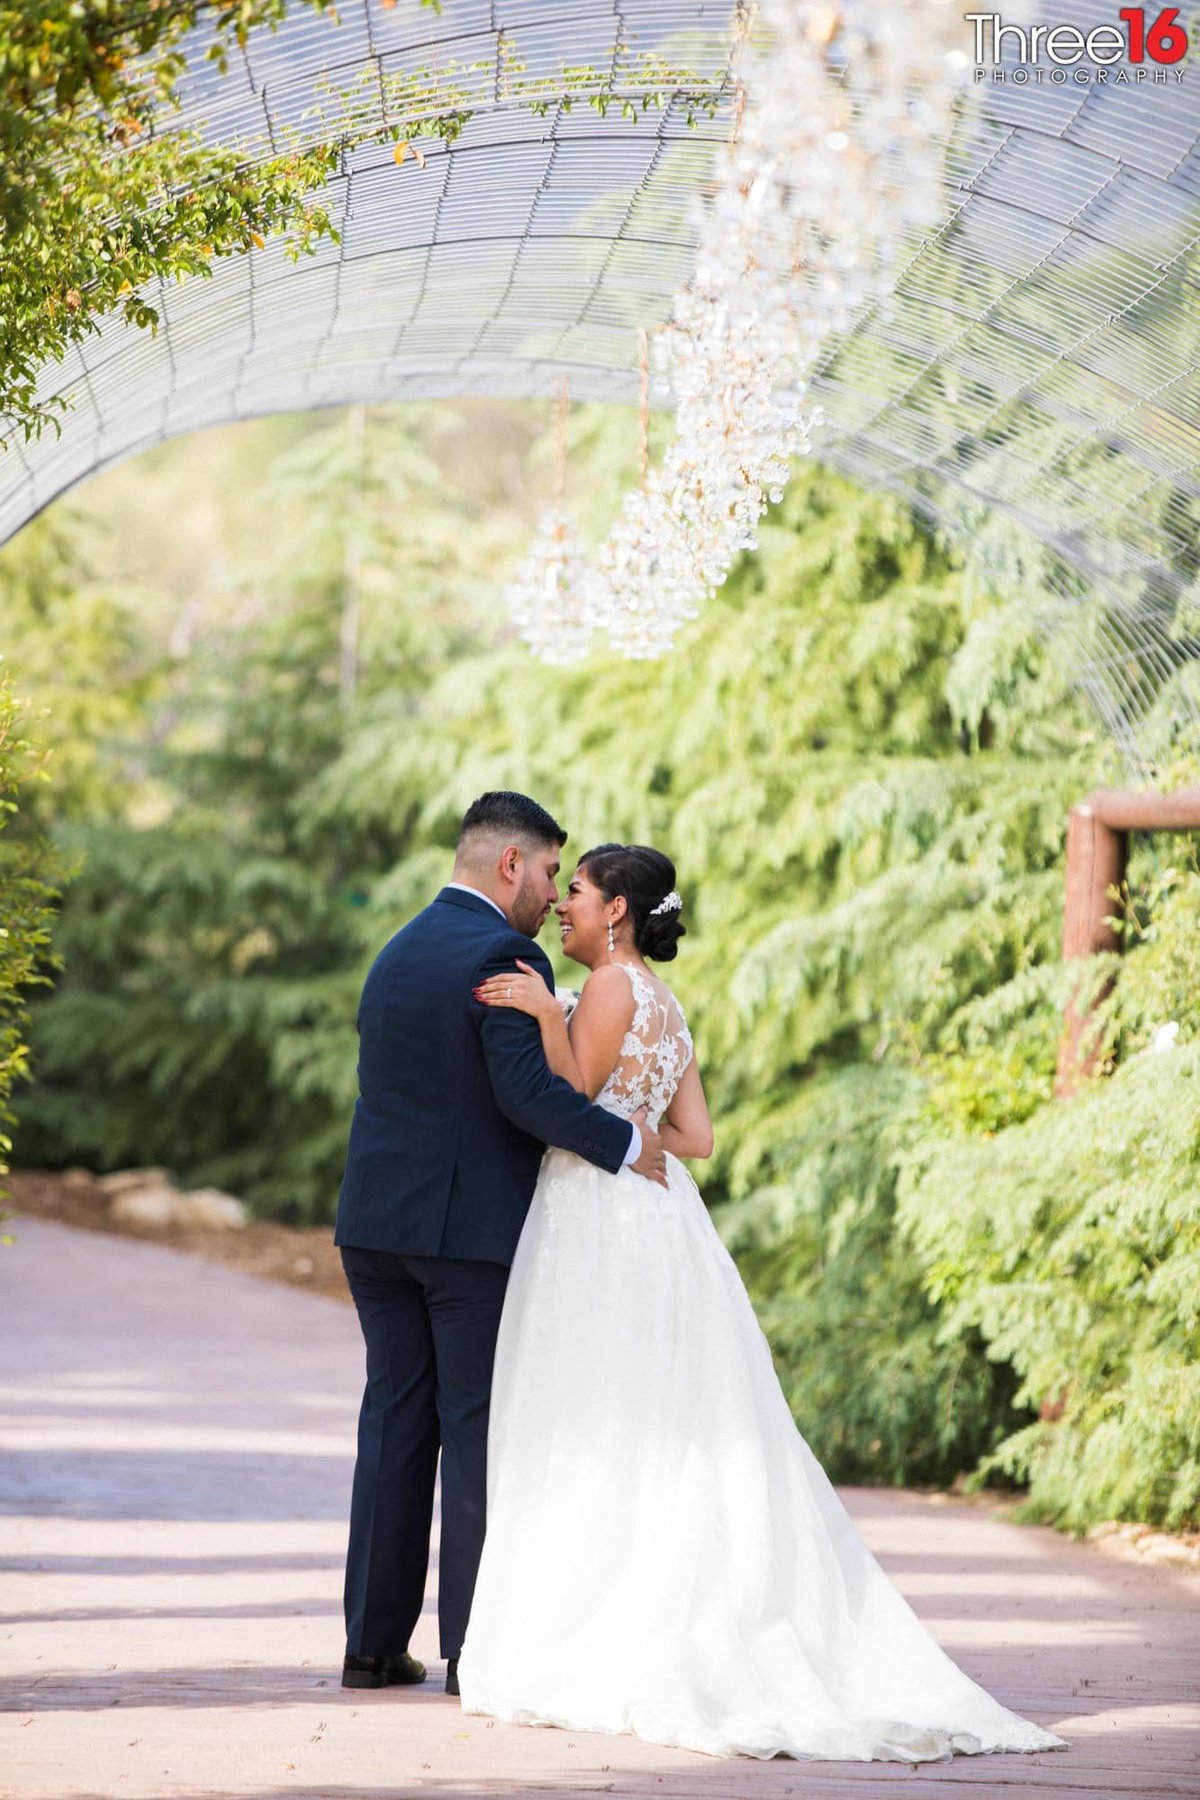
[342,1652,427,1689]
[445,1657,460,1697]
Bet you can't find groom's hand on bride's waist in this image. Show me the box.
[631,1122,668,1187]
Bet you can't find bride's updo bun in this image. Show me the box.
[578,843,686,963]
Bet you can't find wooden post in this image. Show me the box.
[1056,786,1200,1096]
[1056,805,1127,1093]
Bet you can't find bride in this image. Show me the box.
[458,842,1066,1763]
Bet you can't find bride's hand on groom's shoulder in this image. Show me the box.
[472,959,555,1021]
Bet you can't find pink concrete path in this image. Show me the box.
[1,1217,1197,1800]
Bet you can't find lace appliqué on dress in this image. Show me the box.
[596,963,693,1128]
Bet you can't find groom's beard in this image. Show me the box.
[511,874,549,939]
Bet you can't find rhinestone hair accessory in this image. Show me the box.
[650,890,682,916]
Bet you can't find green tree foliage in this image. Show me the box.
[894,828,1200,1531]
[5,405,529,1209]
[900,1036,1200,1532]
[0,671,57,1205]
[1,0,344,439]
[4,407,1197,1529]
[0,509,162,818]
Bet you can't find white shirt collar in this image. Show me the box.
[445,881,506,921]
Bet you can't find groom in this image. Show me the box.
[335,791,666,1695]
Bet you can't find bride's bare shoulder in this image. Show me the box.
[581,963,637,994]
[577,963,639,1012]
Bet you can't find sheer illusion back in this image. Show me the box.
[596,962,693,1126]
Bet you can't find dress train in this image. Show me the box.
[459,1142,1065,1763]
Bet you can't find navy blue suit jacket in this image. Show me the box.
[334,886,632,1266]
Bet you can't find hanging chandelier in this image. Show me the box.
[525,0,971,663]
[504,379,594,665]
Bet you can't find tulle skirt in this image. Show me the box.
[458,1149,1066,1762]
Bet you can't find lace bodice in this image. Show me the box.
[596,962,693,1127]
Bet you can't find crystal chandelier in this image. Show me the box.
[504,379,594,665]
[526,0,971,664]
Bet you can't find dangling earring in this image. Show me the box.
[606,918,616,956]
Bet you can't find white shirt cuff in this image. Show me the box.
[621,1122,640,1166]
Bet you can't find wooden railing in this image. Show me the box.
[1057,786,1200,1093]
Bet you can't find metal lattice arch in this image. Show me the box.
[3,0,1200,761]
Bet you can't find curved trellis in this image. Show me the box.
[1,0,1199,763]
[812,30,1200,763]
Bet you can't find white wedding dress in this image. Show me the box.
[458,963,1065,1762]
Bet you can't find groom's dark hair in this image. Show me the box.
[457,790,566,853]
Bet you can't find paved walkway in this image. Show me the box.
[1,1218,1197,1800]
